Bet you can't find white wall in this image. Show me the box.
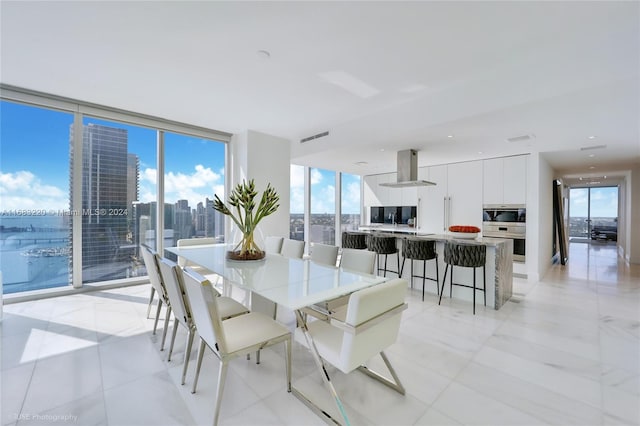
[535,154,555,280]
[629,164,640,264]
[229,130,291,247]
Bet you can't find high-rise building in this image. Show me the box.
[174,199,193,240]
[70,124,136,282]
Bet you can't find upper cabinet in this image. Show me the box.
[483,155,527,205]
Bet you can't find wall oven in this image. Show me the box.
[482,204,526,262]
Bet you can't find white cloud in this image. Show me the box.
[310,168,323,185]
[342,181,361,214]
[0,170,68,211]
[291,165,305,188]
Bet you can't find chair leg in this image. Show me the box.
[147,287,156,319]
[152,299,162,335]
[435,258,440,296]
[483,266,487,307]
[450,266,453,298]
[383,254,388,277]
[191,339,206,394]
[212,361,229,426]
[181,328,195,385]
[160,306,172,351]
[473,267,477,315]
[357,351,405,395]
[400,256,406,277]
[422,260,426,302]
[168,315,179,361]
[438,264,449,305]
[410,260,414,289]
[285,338,292,392]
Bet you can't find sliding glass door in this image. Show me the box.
[568,186,618,242]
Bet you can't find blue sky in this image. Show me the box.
[0,100,360,214]
[569,186,619,218]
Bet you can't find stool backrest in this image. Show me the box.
[368,235,397,254]
[403,239,437,260]
[444,242,486,267]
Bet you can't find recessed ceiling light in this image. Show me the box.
[588,154,595,158]
[380,149,385,152]
[589,166,596,169]
[478,151,483,154]
[588,135,596,139]
[256,50,271,59]
[604,175,607,179]
[447,135,454,138]
[354,161,368,166]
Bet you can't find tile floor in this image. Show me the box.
[2,242,639,426]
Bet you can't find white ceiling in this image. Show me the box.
[1,1,638,181]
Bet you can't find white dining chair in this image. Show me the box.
[177,237,217,270]
[253,238,304,331]
[310,242,339,266]
[140,244,172,350]
[280,238,305,259]
[157,257,250,385]
[310,248,377,317]
[264,236,284,254]
[339,248,376,274]
[182,267,292,426]
[177,237,222,287]
[303,278,408,395]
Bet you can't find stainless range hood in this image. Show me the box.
[379,149,436,187]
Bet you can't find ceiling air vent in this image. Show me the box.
[580,144,607,151]
[506,134,535,143]
[300,131,329,143]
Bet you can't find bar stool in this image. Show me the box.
[368,234,400,277]
[341,231,368,249]
[400,238,439,301]
[438,241,486,314]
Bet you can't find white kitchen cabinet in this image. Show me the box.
[363,175,380,207]
[417,164,447,233]
[417,162,483,233]
[483,155,527,205]
[503,155,527,204]
[447,161,483,228]
[483,158,504,205]
[401,186,418,206]
[386,173,402,205]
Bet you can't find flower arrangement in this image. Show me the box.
[213,179,279,260]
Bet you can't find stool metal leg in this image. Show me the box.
[421,260,426,301]
[438,264,449,305]
[483,266,486,307]
[473,266,476,315]
[410,260,414,289]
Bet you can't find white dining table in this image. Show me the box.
[165,243,389,425]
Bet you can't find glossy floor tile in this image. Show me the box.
[1,242,639,425]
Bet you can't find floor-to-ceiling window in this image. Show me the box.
[290,164,305,241]
[289,165,362,247]
[79,116,156,283]
[310,168,336,245]
[1,89,229,295]
[0,101,73,293]
[341,173,361,233]
[164,131,226,245]
[568,186,618,242]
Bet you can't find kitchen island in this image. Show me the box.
[357,227,513,310]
